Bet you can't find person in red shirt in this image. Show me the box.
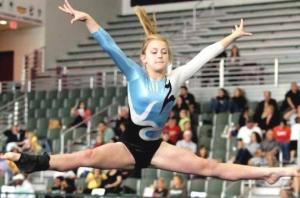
[163,117,182,145]
[273,120,291,162]
[70,101,92,128]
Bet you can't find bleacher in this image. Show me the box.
[54,0,300,72]
[25,87,127,153]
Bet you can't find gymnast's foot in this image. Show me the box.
[1,152,50,173]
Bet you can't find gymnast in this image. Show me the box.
[1,0,297,184]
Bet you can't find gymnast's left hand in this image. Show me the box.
[58,0,90,24]
[231,19,252,38]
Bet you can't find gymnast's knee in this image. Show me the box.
[81,149,95,164]
[196,158,219,177]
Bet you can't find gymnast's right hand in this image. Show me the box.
[58,0,90,24]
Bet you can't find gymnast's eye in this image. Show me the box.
[161,49,168,54]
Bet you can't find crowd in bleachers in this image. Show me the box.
[0,81,300,197]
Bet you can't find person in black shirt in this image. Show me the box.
[180,85,196,105]
[257,104,280,132]
[3,125,25,152]
[211,88,230,113]
[102,169,123,194]
[254,91,278,123]
[153,177,168,197]
[229,88,247,113]
[172,96,189,119]
[113,106,130,137]
[281,82,300,112]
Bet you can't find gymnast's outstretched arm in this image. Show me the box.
[59,0,142,81]
[172,19,252,85]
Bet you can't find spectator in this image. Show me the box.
[237,119,262,145]
[70,101,92,128]
[3,125,25,152]
[77,167,93,178]
[93,135,103,148]
[257,104,280,131]
[172,96,188,117]
[233,139,252,165]
[233,132,261,165]
[180,85,196,105]
[153,177,168,197]
[47,175,65,198]
[228,45,241,85]
[163,117,181,145]
[249,129,280,167]
[13,173,35,198]
[230,45,240,64]
[114,106,129,137]
[238,107,253,128]
[229,88,247,113]
[210,88,230,113]
[101,169,123,194]
[290,117,300,164]
[63,171,77,195]
[197,145,209,159]
[168,109,179,122]
[183,121,197,143]
[97,121,115,144]
[162,132,171,143]
[169,175,187,198]
[188,103,199,125]
[253,91,278,123]
[284,105,300,125]
[246,132,262,157]
[178,109,191,132]
[84,169,103,194]
[281,82,300,113]
[273,120,291,162]
[176,130,197,153]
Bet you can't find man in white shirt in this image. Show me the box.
[238,119,262,145]
[176,130,197,153]
[13,173,35,198]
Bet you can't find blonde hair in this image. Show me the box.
[134,6,172,61]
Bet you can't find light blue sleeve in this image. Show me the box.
[92,27,142,81]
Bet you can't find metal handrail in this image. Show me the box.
[60,101,118,153]
[18,52,300,92]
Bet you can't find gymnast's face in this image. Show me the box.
[141,39,170,73]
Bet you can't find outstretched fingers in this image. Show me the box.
[237,18,252,36]
[58,5,72,15]
[64,0,76,13]
[243,32,253,36]
[239,18,244,29]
